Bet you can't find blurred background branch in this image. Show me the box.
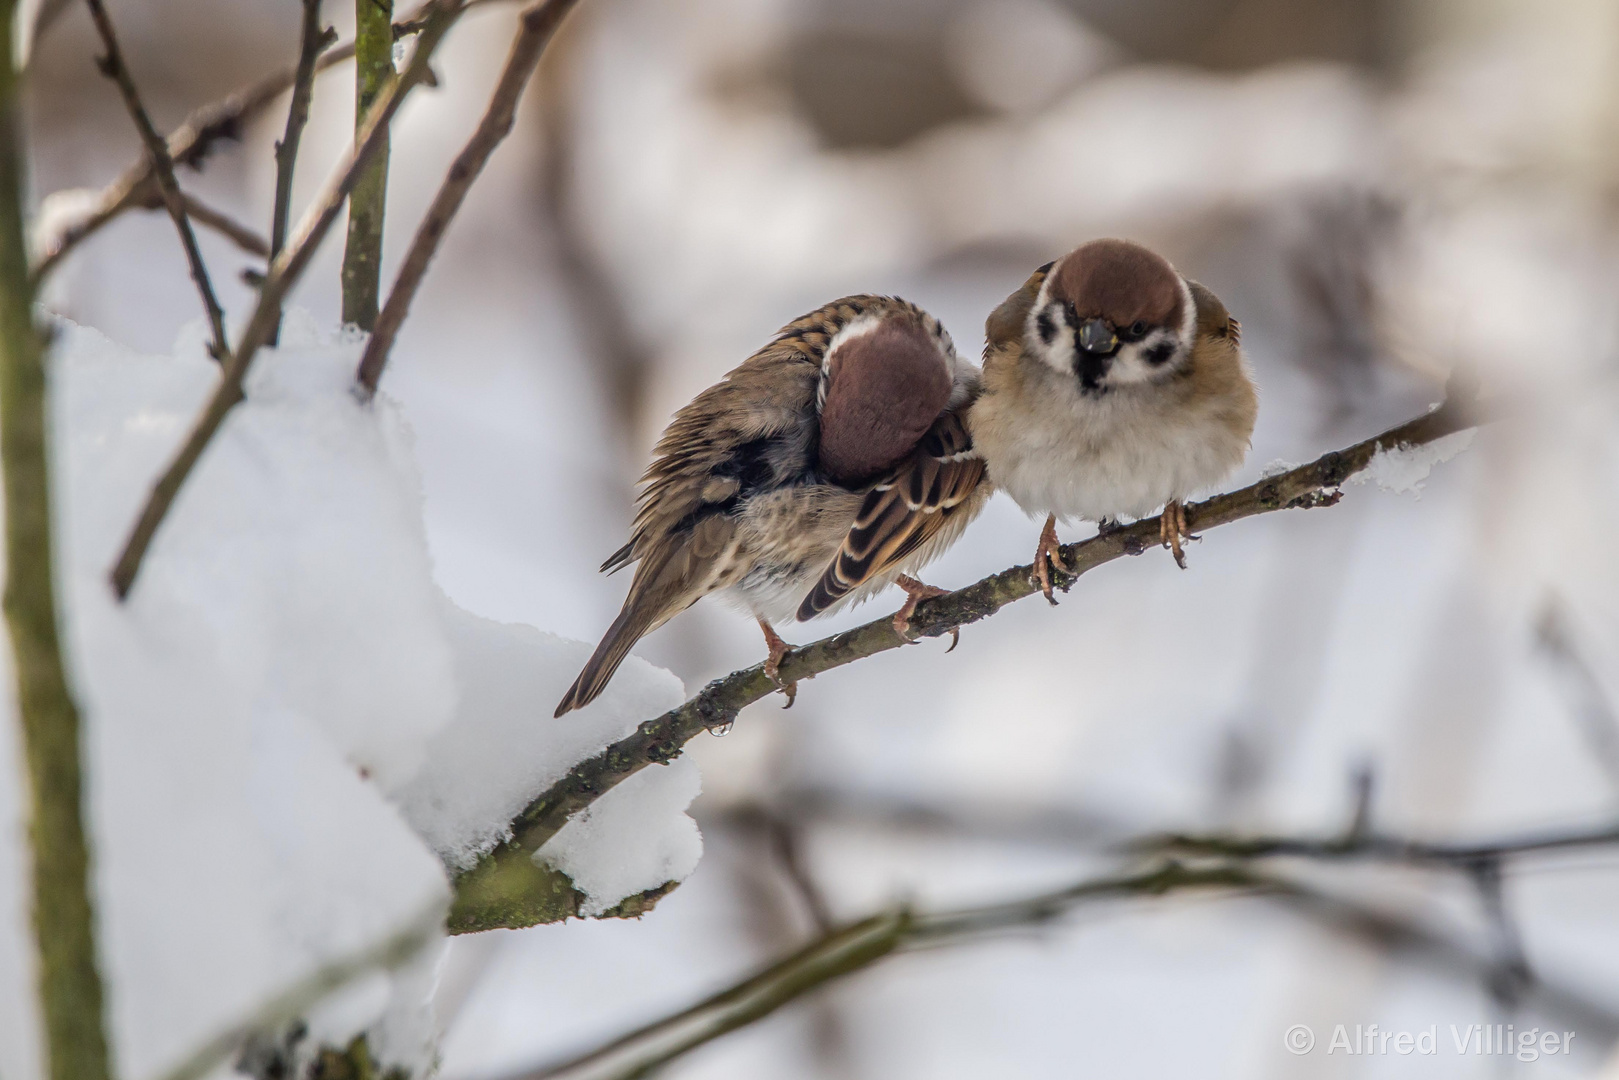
[83,0,230,362]
[356,0,581,396]
[106,0,466,600]
[268,0,336,345]
[521,811,1619,1080]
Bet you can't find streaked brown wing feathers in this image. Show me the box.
[797,412,984,620]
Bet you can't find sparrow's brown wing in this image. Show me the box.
[560,296,894,716]
[798,409,985,620]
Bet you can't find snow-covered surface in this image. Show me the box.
[0,315,699,1080]
[1352,429,1478,497]
[395,603,689,876]
[538,758,704,918]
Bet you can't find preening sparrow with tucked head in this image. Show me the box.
[969,239,1257,602]
[556,296,989,717]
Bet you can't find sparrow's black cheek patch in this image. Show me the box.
[1037,311,1057,346]
[1144,341,1177,366]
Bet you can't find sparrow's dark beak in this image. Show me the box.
[1078,319,1117,355]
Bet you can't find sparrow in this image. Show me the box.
[555,295,989,717]
[969,238,1257,602]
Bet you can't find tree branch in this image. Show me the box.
[339,0,395,331]
[355,0,579,395]
[1148,818,1619,866]
[519,863,1263,1080]
[448,398,1478,932]
[269,0,336,345]
[107,0,469,600]
[25,0,526,285]
[0,4,112,1074]
[518,813,1619,1080]
[83,0,231,363]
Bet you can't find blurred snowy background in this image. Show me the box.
[7,0,1619,1076]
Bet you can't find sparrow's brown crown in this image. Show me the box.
[1052,238,1184,332]
[818,314,952,486]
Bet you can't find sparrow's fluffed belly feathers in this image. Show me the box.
[974,345,1254,522]
[558,295,988,715]
[720,483,864,624]
[969,239,1257,594]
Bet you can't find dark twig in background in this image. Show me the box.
[26,0,530,285]
[108,0,469,601]
[83,0,231,363]
[28,38,354,286]
[518,809,1619,1080]
[270,0,337,345]
[0,4,112,1074]
[29,0,531,288]
[449,399,1478,931]
[533,2,650,435]
[1468,857,1534,1006]
[340,0,396,330]
[356,0,580,395]
[1537,601,1619,792]
[1149,818,1619,865]
[171,192,269,259]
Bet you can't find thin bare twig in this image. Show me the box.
[1147,818,1619,866]
[28,0,530,287]
[25,0,528,285]
[448,400,1479,932]
[108,0,469,600]
[270,0,336,345]
[355,0,579,394]
[84,0,231,363]
[1466,857,1534,1007]
[722,803,837,935]
[1537,602,1619,791]
[168,191,269,258]
[28,39,353,286]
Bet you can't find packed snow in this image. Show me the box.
[1351,429,1477,497]
[0,316,700,1080]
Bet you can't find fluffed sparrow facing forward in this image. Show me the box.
[969,239,1258,601]
[556,296,989,716]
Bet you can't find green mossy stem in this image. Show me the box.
[341,0,394,330]
[0,3,113,1074]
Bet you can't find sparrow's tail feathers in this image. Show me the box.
[555,603,659,717]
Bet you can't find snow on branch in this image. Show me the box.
[449,396,1480,933]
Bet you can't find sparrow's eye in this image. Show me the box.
[1129,320,1148,338]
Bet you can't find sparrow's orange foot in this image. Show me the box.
[1159,500,1199,569]
[757,617,798,708]
[893,574,957,650]
[1033,514,1068,605]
